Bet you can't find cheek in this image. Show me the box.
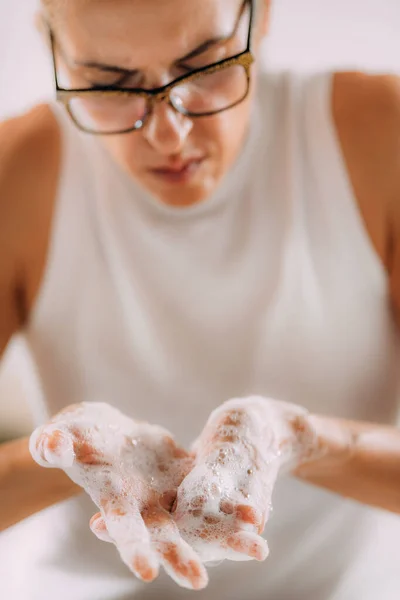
[102,134,144,174]
[195,108,250,159]
[200,106,251,171]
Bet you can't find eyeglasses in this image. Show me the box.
[49,0,255,135]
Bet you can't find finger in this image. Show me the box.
[120,544,159,583]
[68,426,109,466]
[159,490,177,512]
[89,513,113,544]
[163,436,189,460]
[30,423,106,469]
[227,531,269,562]
[29,425,75,469]
[143,506,208,590]
[236,504,263,529]
[103,504,159,583]
[209,409,246,445]
[158,540,208,591]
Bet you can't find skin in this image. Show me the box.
[45,0,268,208]
[1,0,400,557]
[29,403,209,588]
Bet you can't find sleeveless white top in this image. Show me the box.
[2,70,400,600]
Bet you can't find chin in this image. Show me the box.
[141,171,220,209]
[151,183,215,208]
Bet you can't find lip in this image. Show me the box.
[149,157,205,184]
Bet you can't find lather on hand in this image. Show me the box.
[173,396,326,564]
[29,402,208,590]
[30,396,350,589]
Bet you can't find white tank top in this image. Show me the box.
[2,70,400,600]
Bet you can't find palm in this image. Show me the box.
[173,404,272,563]
[30,402,208,590]
[173,396,314,564]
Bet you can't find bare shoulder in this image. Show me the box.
[331,71,400,270]
[332,71,400,148]
[333,71,400,115]
[0,104,61,348]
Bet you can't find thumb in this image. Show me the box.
[30,425,75,469]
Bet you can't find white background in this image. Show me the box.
[0,0,400,437]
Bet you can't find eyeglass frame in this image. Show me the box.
[48,0,256,135]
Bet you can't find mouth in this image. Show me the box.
[149,157,205,184]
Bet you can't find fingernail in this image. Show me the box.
[132,554,159,582]
[119,545,159,583]
[227,532,269,562]
[89,513,113,543]
[37,428,75,468]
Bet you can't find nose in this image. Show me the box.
[142,101,193,156]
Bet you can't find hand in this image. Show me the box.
[173,396,320,564]
[29,402,208,590]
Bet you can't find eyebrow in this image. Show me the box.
[73,32,233,74]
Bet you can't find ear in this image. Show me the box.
[258,0,272,37]
[34,10,46,35]
[34,10,52,50]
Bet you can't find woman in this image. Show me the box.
[1,0,400,597]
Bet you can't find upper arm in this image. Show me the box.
[375,78,400,321]
[332,72,400,320]
[0,105,61,359]
[388,170,400,322]
[332,72,400,267]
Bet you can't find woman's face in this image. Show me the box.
[50,0,269,207]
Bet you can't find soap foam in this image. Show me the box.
[29,397,319,580]
[174,396,316,563]
[30,402,207,590]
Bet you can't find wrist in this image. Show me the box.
[293,414,356,477]
[205,396,313,472]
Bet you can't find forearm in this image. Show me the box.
[294,415,400,514]
[0,436,81,531]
